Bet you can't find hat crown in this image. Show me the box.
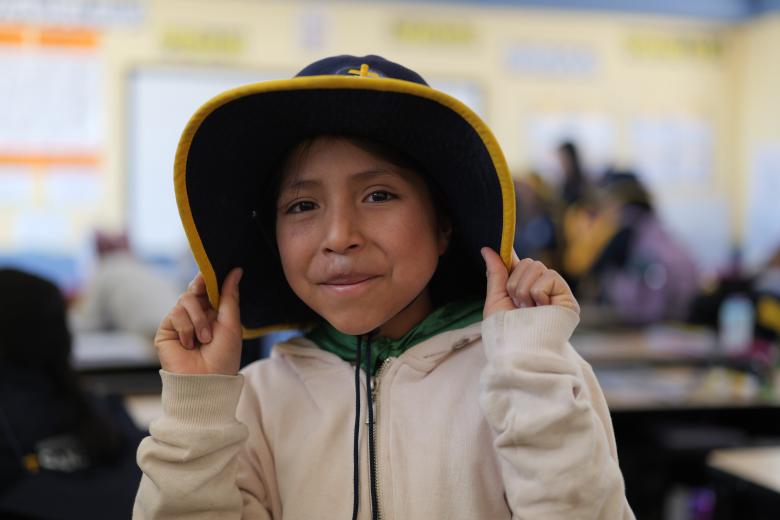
[295,54,429,86]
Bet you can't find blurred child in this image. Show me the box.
[566,171,698,325]
[513,172,561,270]
[0,269,144,519]
[557,141,592,206]
[70,231,180,338]
[134,55,633,519]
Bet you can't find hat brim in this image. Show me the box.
[175,76,515,338]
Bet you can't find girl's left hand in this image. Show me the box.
[481,247,580,319]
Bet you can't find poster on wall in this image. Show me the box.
[744,144,780,269]
[526,112,616,180]
[0,26,103,256]
[630,115,714,188]
[504,41,599,78]
[656,194,731,275]
[0,0,143,26]
[429,78,484,118]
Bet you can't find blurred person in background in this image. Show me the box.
[513,172,562,271]
[556,141,602,293]
[0,268,144,519]
[557,141,592,206]
[70,231,180,339]
[565,170,699,325]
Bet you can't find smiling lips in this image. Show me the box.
[320,274,379,294]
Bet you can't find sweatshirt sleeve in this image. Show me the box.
[479,307,635,520]
[133,371,272,520]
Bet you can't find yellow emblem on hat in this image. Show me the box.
[347,63,379,78]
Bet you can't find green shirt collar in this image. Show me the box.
[305,300,483,375]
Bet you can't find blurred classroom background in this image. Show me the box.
[1,0,779,518]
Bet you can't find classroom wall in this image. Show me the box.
[99,0,743,271]
[1,0,777,284]
[731,13,780,266]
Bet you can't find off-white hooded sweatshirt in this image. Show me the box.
[134,306,634,519]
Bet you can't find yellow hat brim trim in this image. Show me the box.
[174,75,515,339]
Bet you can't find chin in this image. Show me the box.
[321,310,385,337]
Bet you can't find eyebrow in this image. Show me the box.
[279,168,401,192]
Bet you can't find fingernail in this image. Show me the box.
[519,301,528,308]
[480,248,487,261]
[201,328,211,343]
[235,268,244,284]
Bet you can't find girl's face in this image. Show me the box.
[275,137,449,338]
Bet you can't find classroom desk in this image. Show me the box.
[594,365,780,412]
[72,331,158,370]
[73,331,162,396]
[572,324,719,365]
[707,447,780,519]
[708,447,780,494]
[574,325,780,518]
[572,325,779,411]
[125,394,162,430]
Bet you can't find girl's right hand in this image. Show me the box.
[154,268,243,375]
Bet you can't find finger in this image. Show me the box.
[529,270,560,306]
[155,313,178,344]
[510,248,522,269]
[481,247,509,299]
[509,260,546,308]
[217,267,243,326]
[506,258,534,304]
[548,273,580,314]
[187,272,207,295]
[179,293,213,344]
[169,306,197,349]
[185,273,212,312]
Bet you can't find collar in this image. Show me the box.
[304,300,482,374]
[274,302,484,374]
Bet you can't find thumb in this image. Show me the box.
[481,247,509,299]
[217,267,243,326]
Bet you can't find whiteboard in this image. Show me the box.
[126,66,281,258]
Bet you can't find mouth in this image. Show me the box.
[319,274,379,294]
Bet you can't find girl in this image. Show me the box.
[135,55,634,519]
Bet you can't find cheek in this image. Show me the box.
[389,204,441,272]
[276,223,312,287]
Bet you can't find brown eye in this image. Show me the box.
[366,191,394,203]
[288,201,317,213]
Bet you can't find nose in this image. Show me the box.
[322,205,364,254]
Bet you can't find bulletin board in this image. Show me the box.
[0,26,103,253]
[0,26,103,291]
[126,65,280,259]
[744,144,780,268]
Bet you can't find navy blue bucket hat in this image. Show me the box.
[175,54,515,337]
